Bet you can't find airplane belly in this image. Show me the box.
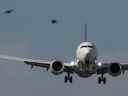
[77,71,93,77]
[76,61,96,78]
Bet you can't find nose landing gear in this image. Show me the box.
[98,74,106,84]
[64,72,73,83]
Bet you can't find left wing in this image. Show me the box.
[96,62,128,84]
[97,62,128,76]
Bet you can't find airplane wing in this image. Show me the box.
[0,54,75,73]
[96,62,128,75]
[96,62,128,84]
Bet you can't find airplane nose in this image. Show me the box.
[84,49,92,59]
[76,47,94,63]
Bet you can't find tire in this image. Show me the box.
[98,77,101,84]
[69,76,73,83]
[64,76,68,83]
[103,77,106,84]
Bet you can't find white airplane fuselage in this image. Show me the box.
[75,42,98,77]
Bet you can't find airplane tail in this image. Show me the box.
[82,24,87,42]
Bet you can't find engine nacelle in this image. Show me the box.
[50,61,64,75]
[108,62,121,77]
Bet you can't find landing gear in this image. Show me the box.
[64,72,73,83]
[98,74,106,84]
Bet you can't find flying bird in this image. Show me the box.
[51,19,58,24]
[4,9,14,14]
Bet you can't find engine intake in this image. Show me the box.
[109,62,121,77]
[51,61,64,75]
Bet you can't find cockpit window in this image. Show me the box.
[80,45,94,48]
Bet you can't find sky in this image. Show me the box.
[0,0,128,96]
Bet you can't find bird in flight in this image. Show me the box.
[51,19,58,24]
[3,9,14,14]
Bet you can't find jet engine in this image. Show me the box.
[50,61,64,75]
[108,62,121,77]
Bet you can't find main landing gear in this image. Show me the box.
[64,72,73,83]
[98,74,106,84]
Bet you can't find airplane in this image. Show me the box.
[3,9,14,14]
[0,24,128,84]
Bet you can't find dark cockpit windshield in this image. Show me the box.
[80,45,94,48]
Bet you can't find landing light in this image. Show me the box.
[70,61,75,65]
[98,62,102,66]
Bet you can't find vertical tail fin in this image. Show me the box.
[83,24,87,42]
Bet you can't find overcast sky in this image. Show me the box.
[0,0,128,96]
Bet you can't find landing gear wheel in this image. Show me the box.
[64,72,73,83]
[98,77,102,84]
[98,74,107,84]
[69,76,73,83]
[103,77,106,84]
[64,76,68,83]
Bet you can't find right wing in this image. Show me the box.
[0,54,75,73]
